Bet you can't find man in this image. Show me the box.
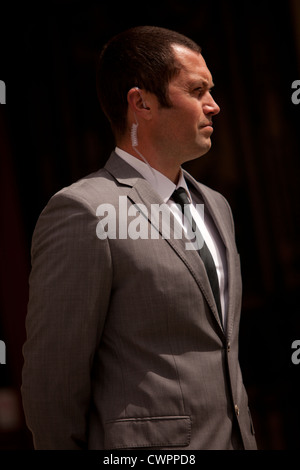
[22,26,257,450]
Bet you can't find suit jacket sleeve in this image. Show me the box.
[21,190,112,449]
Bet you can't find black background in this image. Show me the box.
[0,0,299,450]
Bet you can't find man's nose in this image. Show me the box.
[203,94,220,116]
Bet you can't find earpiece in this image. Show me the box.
[134,87,148,109]
[129,95,157,185]
[131,120,139,147]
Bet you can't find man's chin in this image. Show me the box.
[192,141,212,160]
[179,140,212,165]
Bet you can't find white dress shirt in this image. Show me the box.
[115,147,228,326]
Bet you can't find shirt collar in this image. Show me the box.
[115,147,192,203]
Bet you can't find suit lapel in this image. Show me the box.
[184,172,238,340]
[129,180,223,330]
[105,152,229,337]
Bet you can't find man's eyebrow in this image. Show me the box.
[188,79,215,89]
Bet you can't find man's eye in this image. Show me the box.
[194,87,213,97]
[194,88,204,97]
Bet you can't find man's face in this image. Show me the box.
[150,45,220,165]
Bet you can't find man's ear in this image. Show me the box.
[127,87,151,116]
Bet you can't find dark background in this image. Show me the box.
[0,0,299,450]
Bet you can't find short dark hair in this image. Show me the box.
[96,26,201,137]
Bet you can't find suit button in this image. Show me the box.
[235,404,239,416]
[227,342,231,353]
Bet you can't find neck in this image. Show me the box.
[116,141,181,184]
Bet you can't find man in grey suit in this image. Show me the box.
[22,26,257,450]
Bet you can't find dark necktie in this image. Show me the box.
[171,187,223,326]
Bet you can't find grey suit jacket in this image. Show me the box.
[22,152,257,450]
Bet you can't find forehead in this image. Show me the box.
[171,44,213,87]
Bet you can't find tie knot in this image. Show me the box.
[171,187,190,209]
